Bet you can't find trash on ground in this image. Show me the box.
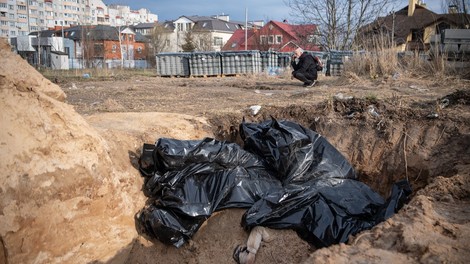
[249,105,262,115]
[136,119,411,248]
[333,93,353,102]
[368,105,380,117]
[440,98,450,109]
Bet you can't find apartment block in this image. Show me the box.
[0,0,158,39]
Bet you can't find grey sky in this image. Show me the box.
[103,0,444,22]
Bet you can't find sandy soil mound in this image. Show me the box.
[0,39,213,264]
[0,39,138,263]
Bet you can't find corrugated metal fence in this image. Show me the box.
[156,50,355,77]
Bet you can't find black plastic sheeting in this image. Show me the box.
[136,119,411,248]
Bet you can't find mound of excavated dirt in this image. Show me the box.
[0,39,215,264]
[0,39,138,263]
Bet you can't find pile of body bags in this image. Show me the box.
[137,119,411,248]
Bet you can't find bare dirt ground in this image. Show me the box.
[1,37,469,264]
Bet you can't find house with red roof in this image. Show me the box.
[222,20,322,52]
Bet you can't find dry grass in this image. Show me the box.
[344,49,470,81]
[40,68,157,83]
[345,33,470,81]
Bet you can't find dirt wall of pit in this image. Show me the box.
[210,97,470,196]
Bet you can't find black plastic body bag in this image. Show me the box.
[136,119,411,248]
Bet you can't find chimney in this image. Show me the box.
[408,0,416,16]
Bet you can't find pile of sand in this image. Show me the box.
[0,39,141,263]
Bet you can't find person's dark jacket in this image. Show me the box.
[291,52,318,77]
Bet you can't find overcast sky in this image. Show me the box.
[103,0,444,22]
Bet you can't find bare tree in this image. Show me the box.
[149,24,171,54]
[192,32,213,51]
[441,0,469,13]
[285,0,393,50]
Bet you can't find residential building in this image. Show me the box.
[0,0,158,39]
[222,20,321,52]
[357,0,470,52]
[12,29,68,69]
[62,25,147,64]
[132,22,157,36]
[153,15,247,53]
[11,24,148,68]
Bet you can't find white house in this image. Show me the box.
[158,15,246,52]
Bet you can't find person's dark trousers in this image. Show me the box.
[292,71,317,84]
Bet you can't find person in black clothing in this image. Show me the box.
[291,47,321,87]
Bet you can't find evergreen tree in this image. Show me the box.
[181,31,196,52]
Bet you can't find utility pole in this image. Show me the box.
[38,31,41,69]
[392,11,395,48]
[26,0,30,34]
[245,8,248,50]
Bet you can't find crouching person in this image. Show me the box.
[291,47,322,87]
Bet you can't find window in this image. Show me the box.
[17,5,26,11]
[93,43,104,57]
[411,29,424,41]
[0,3,6,8]
[213,36,223,46]
[276,35,282,44]
[260,35,267,44]
[268,35,274,44]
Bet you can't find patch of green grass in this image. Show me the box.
[364,93,378,103]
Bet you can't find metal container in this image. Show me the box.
[190,52,221,77]
[220,50,261,75]
[156,52,191,77]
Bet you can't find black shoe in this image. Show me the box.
[303,80,317,87]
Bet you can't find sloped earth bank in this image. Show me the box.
[1,37,469,263]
